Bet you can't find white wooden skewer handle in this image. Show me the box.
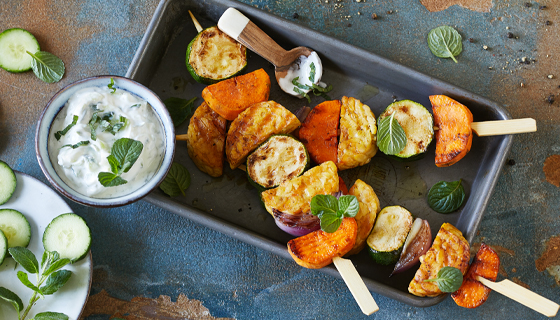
[476,276,559,317]
[333,256,379,315]
[470,118,536,136]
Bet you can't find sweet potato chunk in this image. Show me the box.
[452,243,500,308]
[202,68,270,120]
[226,101,300,169]
[430,95,474,167]
[186,102,227,177]
[298,100,341,165]
[408,223,470,297]
[288,217,357,269]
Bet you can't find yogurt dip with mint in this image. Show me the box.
[48,86,164,198]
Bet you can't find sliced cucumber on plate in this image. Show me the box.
[0,28,40,73]
[0,230,7,264]
[43,213,91,262]
[0,160,17,205]
[0,209,31,249]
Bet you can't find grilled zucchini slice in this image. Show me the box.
[367,205,413,265]
[186,26,247,84]
[378,100,434,159]
[247,134,309,190]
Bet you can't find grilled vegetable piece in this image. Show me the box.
[186,26,247,84]
[408,223,470,297]
[298,100,341,165]
[378,100,434,159]
[430,95,474,167]
[452,243,500,308]
[186,102,227,177]
[337,96,378,170]
[261,161,339,217]
[288,217,357,269]
[392,218,432,275]
[367,206,413,265]
[247,134,309,190]
[226,101,300,169]
[346,179,380,256]
[202,68,270,120]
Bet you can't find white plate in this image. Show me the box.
[0,172,92,320]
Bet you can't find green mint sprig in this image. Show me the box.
[427,179,466,214]
[88,111,127,141]
[377,112,407,155]
[26,51,65,83]
[98,138,143,187]
[292,62,333,103]
[0,247,71,320]
[310,194,359,233]
[108,78,116,93]
[61,140,89,149]
[423,266,463,292]
[159,162,191,197]
[54,115,78,141]
[427,25,462,63]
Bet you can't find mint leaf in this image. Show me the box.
[107,155,119,174]
[319,211,342,233]
[428,180,466,214]
[34,312,69,320]
[27,51,65,83]
[0,287,23,312]
[17,271,42,295]
[163,97,197,127]
[43,258,71,277]
[293,87,311,103]
[108,78,116,93]
[159,162,191,197]
[310,194,338,216]
[9,247,39,274]
[54,115,78,140]
[309,62,316,83]
[89,112,100,141]
[61,140,89,149]
[111,138,143,173]
[423,266,463,292]
[338,195,359,218]
[98,172,127,187]
[427,26,462,63]
[377,112,407,155]
[40,270,72,295]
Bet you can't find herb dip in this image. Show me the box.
[277,52,322,97]
[48,86,164,198]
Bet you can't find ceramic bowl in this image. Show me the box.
[35,75,175,207]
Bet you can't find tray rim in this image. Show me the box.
[126,0,513,308]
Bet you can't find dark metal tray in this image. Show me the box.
[126,0,512,307]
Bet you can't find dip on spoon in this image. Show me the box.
[217,8,323,98]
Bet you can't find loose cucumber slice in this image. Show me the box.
[0,209,31,249]
[0,28,40,73]
[0,160,17,205]
[0,230,7,265]
[43,213,91,262]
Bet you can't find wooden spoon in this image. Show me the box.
[476,276,559,317]
[217,8,322,97]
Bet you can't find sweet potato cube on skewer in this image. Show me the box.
[298,100,341,165]
[452,243,500,308]
[429,95,474,167]
[202,68,270,120]
[288,217,358,269]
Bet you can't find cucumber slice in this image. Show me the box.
[43,213,91,262]
[186,26,247,84]
[0,209,31,249]
[0,160,17,205]
[0,230,7,264]
[0,28,40,73]
[367,206,413,265]
[378,100,434,159]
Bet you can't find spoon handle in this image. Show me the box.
[218,8,287,66]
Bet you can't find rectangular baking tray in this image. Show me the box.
[126,0,512,307]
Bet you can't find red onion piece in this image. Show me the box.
[273,208,320,237]
[391,218,432,275]
[294,106,311,123]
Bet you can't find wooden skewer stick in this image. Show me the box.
[333,256,379,315]
[476,276,559,317]
[433,118,536,136]
[188,10,203,33]
[176,134,188,141]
